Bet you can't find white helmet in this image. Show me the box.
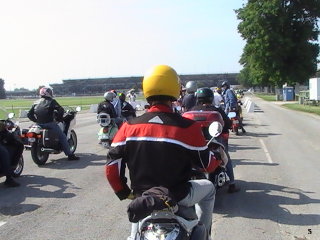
[103,91,116,101]
[185,81,197,94]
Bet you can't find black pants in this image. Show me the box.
[0,144,12,177]
[6,141,24,167]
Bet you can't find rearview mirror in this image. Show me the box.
[208,121,223,138]
[76,106,82,112]
[8,113,15,119]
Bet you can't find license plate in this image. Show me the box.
[28,138,36,142]
[233,120,239,124]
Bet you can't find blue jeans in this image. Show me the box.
[38,122,72,156]
[0,144,11,176]
[127,179,215,239]
[217,136,235,183]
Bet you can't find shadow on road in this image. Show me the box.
[232,158,279,167]
[0,174,77,216]
[214,180,320,226]
[228,144,260,152]
[37,153,107,170]
[237,132,281,138]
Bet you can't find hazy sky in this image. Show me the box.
[0,0,246,90]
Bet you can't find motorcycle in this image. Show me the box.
[130,122,224,240]
[227,110,239,135]
[24,106,81,166]
[97,113,118,149]
[0,113,24,178]
[182,110,229,188]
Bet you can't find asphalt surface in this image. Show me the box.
[0,97,319,240]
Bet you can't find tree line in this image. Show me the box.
[236,0,320,88]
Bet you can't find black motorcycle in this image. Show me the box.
[0,113,24,178]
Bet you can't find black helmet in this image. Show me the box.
[196,87,214,103]
[221,81,229,88]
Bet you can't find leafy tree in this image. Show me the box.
[0,79,6,99]
[14,87,29,91]
[236,0,320,87]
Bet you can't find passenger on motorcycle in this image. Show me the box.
[105,65,220,239]
[110,90,125,127]
[0,121,22,187]
[181,80,197,112]
[221,81,246,133]
[191,87,240,193]
[213,87,224,108]
[27,87,80,161]
[118,93,136,121]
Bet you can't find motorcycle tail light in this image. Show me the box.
[26,132,37,138]
[103,127,109,133]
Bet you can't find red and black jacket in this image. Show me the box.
[105,104,219,201]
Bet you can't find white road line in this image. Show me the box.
[259,139,273,164]
[0,221,7,227]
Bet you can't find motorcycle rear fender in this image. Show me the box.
[138,210,198,234]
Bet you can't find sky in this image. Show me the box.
[0,0,246,91]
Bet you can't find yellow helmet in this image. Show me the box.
[142,65,180,101]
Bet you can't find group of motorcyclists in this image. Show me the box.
[1,64,245,239]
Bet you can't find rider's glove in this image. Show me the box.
[127,192,135,200]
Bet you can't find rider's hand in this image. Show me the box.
[127,192,135,200]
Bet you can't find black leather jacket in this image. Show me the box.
[97,100,117,118]
[27,97,65,124]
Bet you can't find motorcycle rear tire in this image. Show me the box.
[31,143,49,166]
[68,130,77,154]
[12,155,24,178]
[234,126,239,135]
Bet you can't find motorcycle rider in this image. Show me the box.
[181,80,197,112]
[97,91,117,118]
[27,87,80,161]
[0,121,22,187]
[221,81,246,133]
[118,93,136,121]
[191,87,240,193]
[106,65,220,239]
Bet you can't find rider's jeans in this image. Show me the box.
[217,136,235,183]
[127,179,216,240]
[38,122,72,156]
[178,179,216,234]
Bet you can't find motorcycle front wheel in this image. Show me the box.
[31,143,49,166]
[12,155,24,177]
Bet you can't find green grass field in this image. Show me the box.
[0,95,145,119]
[254,93,277,101]
[282,103,320,116]
[0,96,105,119]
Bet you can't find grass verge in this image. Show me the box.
[254,93,277,101]
[282,103,320,116]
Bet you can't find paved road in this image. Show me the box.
[0,98,319,240]
[213,95,320,240]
